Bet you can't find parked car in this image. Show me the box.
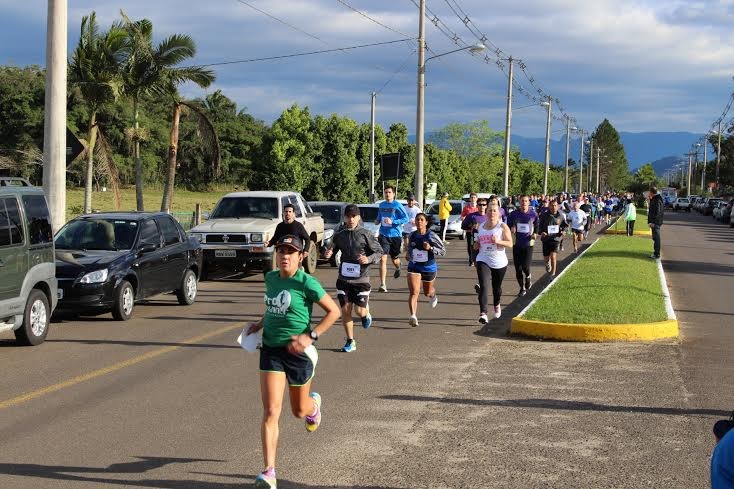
[357,204,381,238]
[730,204,734,227]
[54,212,202,321]
[672,197,691,212]
[308,201,349,267]
[721,199,733,224]
[189,191,324,277]
[712,200,728,221]
[702,198,722,216]
[0,177,57,345]
[427,200,465,239]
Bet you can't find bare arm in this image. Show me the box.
[288,293,341,354]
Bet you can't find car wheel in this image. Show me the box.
[176,269,198,305]
[112,280,135,321]
[14,289,50,346]
[303,240,318,275]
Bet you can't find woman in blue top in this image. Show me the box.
[404,213,446,327]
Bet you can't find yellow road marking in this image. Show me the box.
[0,322,244,410]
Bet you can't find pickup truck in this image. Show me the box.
[189,191,325,278]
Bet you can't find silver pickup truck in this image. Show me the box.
[189,191,325,278]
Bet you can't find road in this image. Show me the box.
[0,211,731,488]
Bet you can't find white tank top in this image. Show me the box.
[476,221,508,268]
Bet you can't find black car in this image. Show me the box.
[53,212,202,320]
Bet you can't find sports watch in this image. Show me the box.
[308,330,319,341]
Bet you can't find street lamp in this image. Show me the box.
[541,96,552,196]
[414,34,486,209]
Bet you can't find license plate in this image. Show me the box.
[57,289,64,300]
[215,249,236,258]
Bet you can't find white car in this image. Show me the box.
[427,200,465,239]
[356,204,381,238]
[672,197,691,212]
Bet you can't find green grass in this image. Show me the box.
[608,208,648,233]
[522,235,667,324]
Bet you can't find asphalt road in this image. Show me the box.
[0,213,731,488]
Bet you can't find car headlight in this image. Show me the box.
[190,233,204,243]
[250,233,263,243]
[80,269,109,284]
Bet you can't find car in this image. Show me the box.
[721,199,733,224]
[357,204,381,238]
[308,201,349,267]
[702,198,722,216]
[0,177,57,345]
[713,200,728,221]
[427,200,465,239]
[672,197,691,212]
[54,212,202,321]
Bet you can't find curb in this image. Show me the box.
[510,237,679,342]
[604,228,652,236]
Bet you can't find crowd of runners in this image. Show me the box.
[245,186,638,489]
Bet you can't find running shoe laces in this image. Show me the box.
[305,392,321,432]
[255,467,277,489]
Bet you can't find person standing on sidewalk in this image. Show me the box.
[245,235,341,489]
[474,201,513,324]
[539,200,568,277]
[624,198,637,236]
[507,195,538,296]
[377,186,409,292]
[405,213,446,327]
[438,192,452,242]
[325,204,383,353]
[647,187,664,259]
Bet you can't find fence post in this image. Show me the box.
[195,203,201,225]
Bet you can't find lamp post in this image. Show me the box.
[695,143,701,194]
[701,137,708,194]
[502,56,514,198]
[414,14,486,208]
[541,96,552,196]
[564,119,576,193]
[716,122,722,188]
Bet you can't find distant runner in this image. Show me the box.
[377,186,409,292]
[539,200,568,277]
[566,201,588,253]
[402,193,421,251]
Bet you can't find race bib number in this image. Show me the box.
[381,216,392,226]
[516,222,531,234]
[341,262,361,278]
[412,249,428,262]
[547,225,560,234]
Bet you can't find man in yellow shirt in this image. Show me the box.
[438,192,452,242]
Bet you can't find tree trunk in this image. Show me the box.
[161,102,181,212]
[84,112,98,213]
[133,98,144,211]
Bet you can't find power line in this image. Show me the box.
[334,0,412,39]
[234,0,326,44]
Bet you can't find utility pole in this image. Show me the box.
[563,117,571,193]
[43,0,67,233]
[542,95,552,196]
[583,138,592,195]
[686,152,693,197]
[716,121,722,188]
[369,91,376,203]
[596,147,601,193]
[414,0,426,209]
[702,138,707,194]
[577,130,584,194]
[502,57,514,197]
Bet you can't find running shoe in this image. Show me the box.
[342,339,356,352]
[255,467,277,489]
[409,315,419,327]
[378,284,388,293]
[393,267,401,279]
[430,295,438,308]
[474,283,481,294]
[361,314,372,329]
[650,254,660,259]
[478,313,488,324]
[305,392,321,432]
[518,289,527,297]
[525,276,532,290]
[494,305,502,319]
[545,262,552,273]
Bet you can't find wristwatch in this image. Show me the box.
[308,330,319,341]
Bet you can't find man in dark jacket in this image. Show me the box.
[647,187,664,259]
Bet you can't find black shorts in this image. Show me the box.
[260,345,318,386]
[407,264,436,282]
[542,240,560,257]
[379,235,402,259]
[336,279,371,308]
[573,228,584,236]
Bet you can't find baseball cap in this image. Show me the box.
[406,193,416,201]
[275,234,305,252]
[344,204,360,216]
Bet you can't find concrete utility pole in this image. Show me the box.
[686,152,693,197]
[716,121,722,188]
[43,0,67,233]
[582,138,592,195]
[502,57,514,197]
[542,95,552,196]
[577,130,584,194]
[369,92,376,203]
[596,147,601,193]
[414,0,426,209]
[563,117,571,193]
[702,138,708,194]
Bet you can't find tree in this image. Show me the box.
[588,119,629,191]
[69,12,127,212]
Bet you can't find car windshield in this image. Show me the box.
[678,199,689,203]
[359,206,379,221]
[210,197,278,219]
[55,218,138,251]
[311,204,342,224]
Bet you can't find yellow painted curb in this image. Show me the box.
[604,229,652,236]
[510,317,678,342]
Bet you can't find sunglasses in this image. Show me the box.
[478,203,488,206]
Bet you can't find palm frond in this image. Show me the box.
[181,101,221,177]
[94,130,122,209]
[155,34,196,65]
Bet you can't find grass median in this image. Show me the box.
[607,208,649,234]
[522,235,667,324]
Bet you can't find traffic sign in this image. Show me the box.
[66,127,84,164]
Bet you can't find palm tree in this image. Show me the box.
[119,10,215,211]
[68,12,127,213]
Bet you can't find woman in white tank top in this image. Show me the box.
[473,200,513,323]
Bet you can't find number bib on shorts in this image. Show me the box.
[516,222,531,234]
[547,224,560,234]
[341,262,361,278]
[412,249,428,263]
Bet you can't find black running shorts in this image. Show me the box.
[336,279,371,308]
[379,235,402,259]
[260,345,318,386]
[542,240,559,257]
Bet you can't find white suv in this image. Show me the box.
[673,197,691,212]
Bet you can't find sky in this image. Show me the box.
[1,0,733,142]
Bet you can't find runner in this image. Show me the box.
[405,213,446,327]
[507,195,539,296]
[539,200,569,277]
[461,192,479,266]
[474,201,513,323]
[377,186,409,292]
[325,204,383,353]
[604,195,614,225]
[401,193,421,251]
[461,197,489,291]
[580,197,593,239]
[566,201,588,253]
[244,235,341,489]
